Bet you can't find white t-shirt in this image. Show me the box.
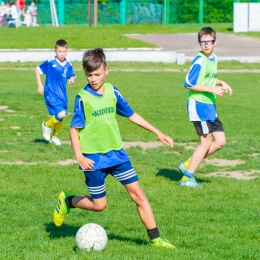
[6,4,18,19]
[27,5,37,16]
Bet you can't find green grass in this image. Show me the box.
[0,63,260,259]
[1,60,260,72]
[1,24,260,49]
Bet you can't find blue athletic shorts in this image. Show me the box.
[46,103,68,116]
[84,161,139,199]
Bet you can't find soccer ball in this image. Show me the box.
[75,223,108,251]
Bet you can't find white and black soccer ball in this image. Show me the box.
[76,223,108,251]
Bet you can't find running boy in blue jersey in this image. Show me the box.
[178,27,232,188]
[53,48,176,249]
[35,39,76,146]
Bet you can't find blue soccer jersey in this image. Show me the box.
[37,57,76,115]
[184,54,217,122]
[71,83,134,170]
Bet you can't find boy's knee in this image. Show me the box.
[93,201,106,212]
[57,110,66,119]
[132,190,147,204]
[218,139,226,149]
[201,140,212,150]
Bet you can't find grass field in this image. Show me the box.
[1,25,260,259]
[1,64,260,260]
[1,24,260,49]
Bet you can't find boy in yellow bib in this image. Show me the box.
[53,48,176,249]
[178,27,232,188]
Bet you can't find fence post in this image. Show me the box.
[199,0,203,25]
[120,0,126,25]
[164,0,169,25]
[88,0,92,26]
[94,0,98,26]
[58,0,64,25]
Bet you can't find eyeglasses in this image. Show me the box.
[199,40,215,46]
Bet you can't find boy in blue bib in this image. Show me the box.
[35,39,75,145]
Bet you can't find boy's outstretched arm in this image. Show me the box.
[70,127,95,170]
[128,112,174,148]
[35,68,44,94]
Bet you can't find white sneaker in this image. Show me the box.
[50,136,61,146]
[42,122,51,141]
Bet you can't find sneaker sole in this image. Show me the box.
[50,140,61,146]
[179,181,203,188]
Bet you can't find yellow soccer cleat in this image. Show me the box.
[53,191,70,227]
[150,237,177,249]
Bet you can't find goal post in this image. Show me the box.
[50,0,59,27]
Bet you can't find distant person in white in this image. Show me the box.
[2,0,18,27]
[27,1,37,26]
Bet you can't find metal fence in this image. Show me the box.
[23,0,260,26]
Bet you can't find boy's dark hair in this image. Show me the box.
[82,48,106,73]
[198,27,216,42]
[55,39,68,49]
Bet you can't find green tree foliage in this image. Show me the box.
[170,0,234,24]
[170,0,199,24]
[204,0,233,23]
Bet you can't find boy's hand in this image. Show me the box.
[68,77,75,85]
[211,87,226,96]
[215,80,232,96]
[221,82,232,96]
[77,155,95,170]
[157,132,174,148]
[38,85,43,94]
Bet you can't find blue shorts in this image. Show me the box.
[84,161,138,199]
[46,103,68,116]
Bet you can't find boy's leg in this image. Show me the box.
[71,196,106,212]
[204,131,226,157]
[54,192,107,227]
[50,110,66,145]
[179,133,212,188]
[54,169,108,226]
[52,120,62,137]
[124,181,176,249]
[180,131,226,173]
[110,162,175,248]
[124,181,156,229]
[187,133,213,173]
[179,117,225,173]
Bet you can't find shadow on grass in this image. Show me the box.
[156,168,211,184]
[34,138,49,144]
[156,168,182,182]
[44,222,80,239]
[106,232,146,246]
[45,223,146,245]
